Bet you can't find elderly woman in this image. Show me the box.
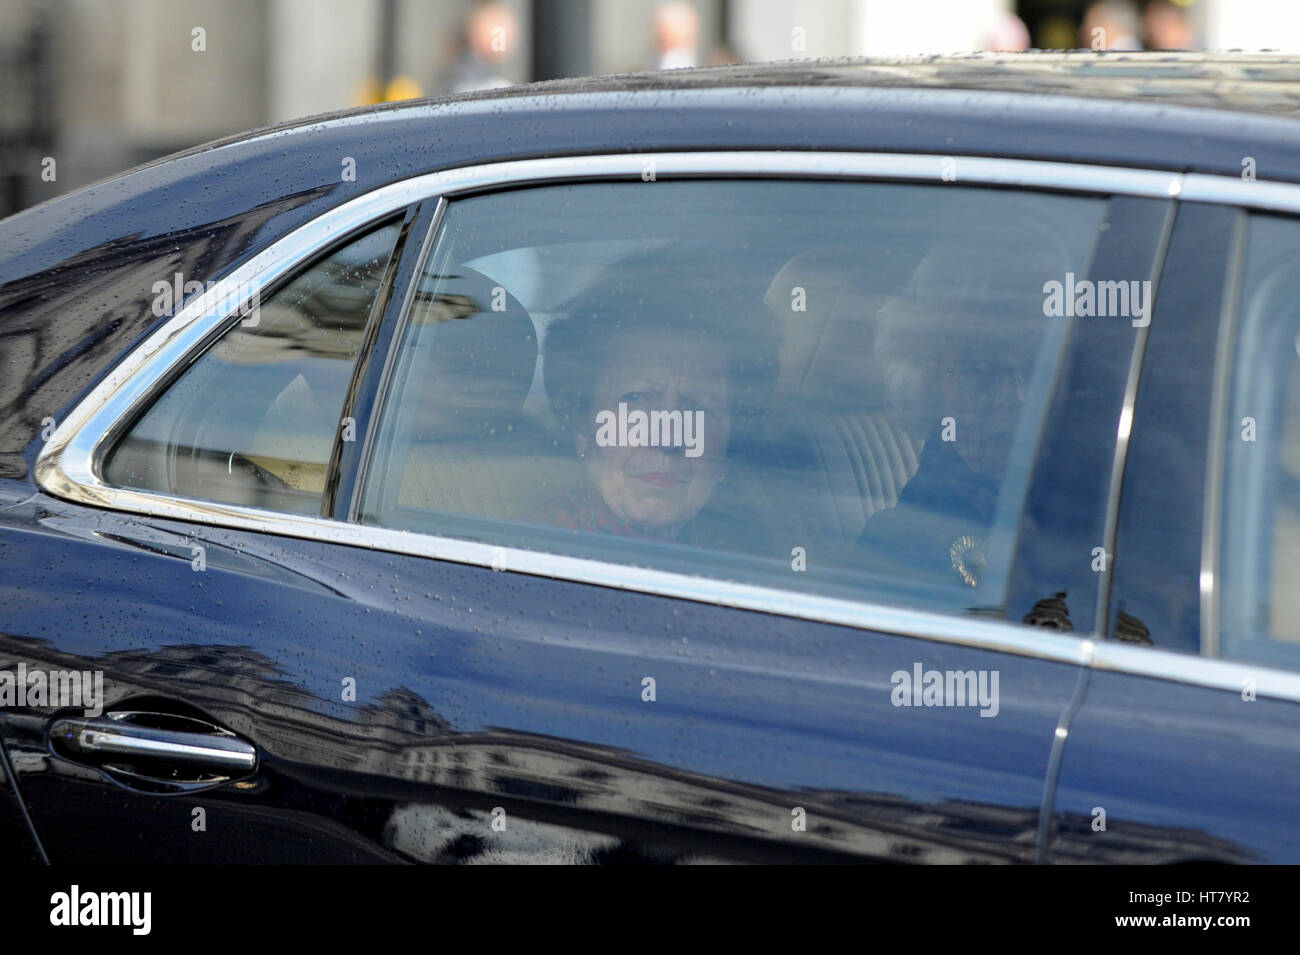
[853,239,1049,590]
[520,269,777,553]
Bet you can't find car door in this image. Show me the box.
[0,205,423,863]
[1046,196,1300,864]
[6,152,1161,863]
[0,740,42,863]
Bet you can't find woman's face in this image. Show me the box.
[577,329,731,535]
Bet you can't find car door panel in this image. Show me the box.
[0,161,1164,865]
[0,491,1081,863]
[1047,202,1300,863]
[0,736,43,863]
[1046,668,1295,863]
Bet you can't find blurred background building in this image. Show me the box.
[0,0,1293,215]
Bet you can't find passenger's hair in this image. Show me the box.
[874,237,1057,433]
[544,265,778,447]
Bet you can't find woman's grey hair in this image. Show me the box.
[543,270,779,445]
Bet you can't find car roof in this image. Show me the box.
[371,51,1300,116]
[48,52,1300,175]
[10,52,1300,309]
[180,52,1300,146]
[9,52,1300,281]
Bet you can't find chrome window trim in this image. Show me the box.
[1181,173,1300,215]
[1200,212,1248,660]
[1089,639,1300,701]
[1094,200,1176,635]
[33,150,1300,705]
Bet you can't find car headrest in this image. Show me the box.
[406,265,538,442]
[873,233,1071,433]
[762,244,917,409]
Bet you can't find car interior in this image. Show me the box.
[374,246,925,574]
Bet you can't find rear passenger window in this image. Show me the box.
[1221,214,1300,669]
[360,180,1107,617]
[104,220,401,514]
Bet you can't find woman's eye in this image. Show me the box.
[620,392,647,404]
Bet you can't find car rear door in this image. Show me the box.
[4,153,1165,863]
[1046,194,1300,864]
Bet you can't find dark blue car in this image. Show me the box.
[3,52,1300,864]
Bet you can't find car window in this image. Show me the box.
[104,220,402,514]
[358,180,1107,618]
[1220,213,1300,669]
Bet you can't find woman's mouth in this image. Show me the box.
[634,472,685,488]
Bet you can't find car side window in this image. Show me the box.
[359,180,1107,618]
[1220,213,1300,669]
[104,220,402,514]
